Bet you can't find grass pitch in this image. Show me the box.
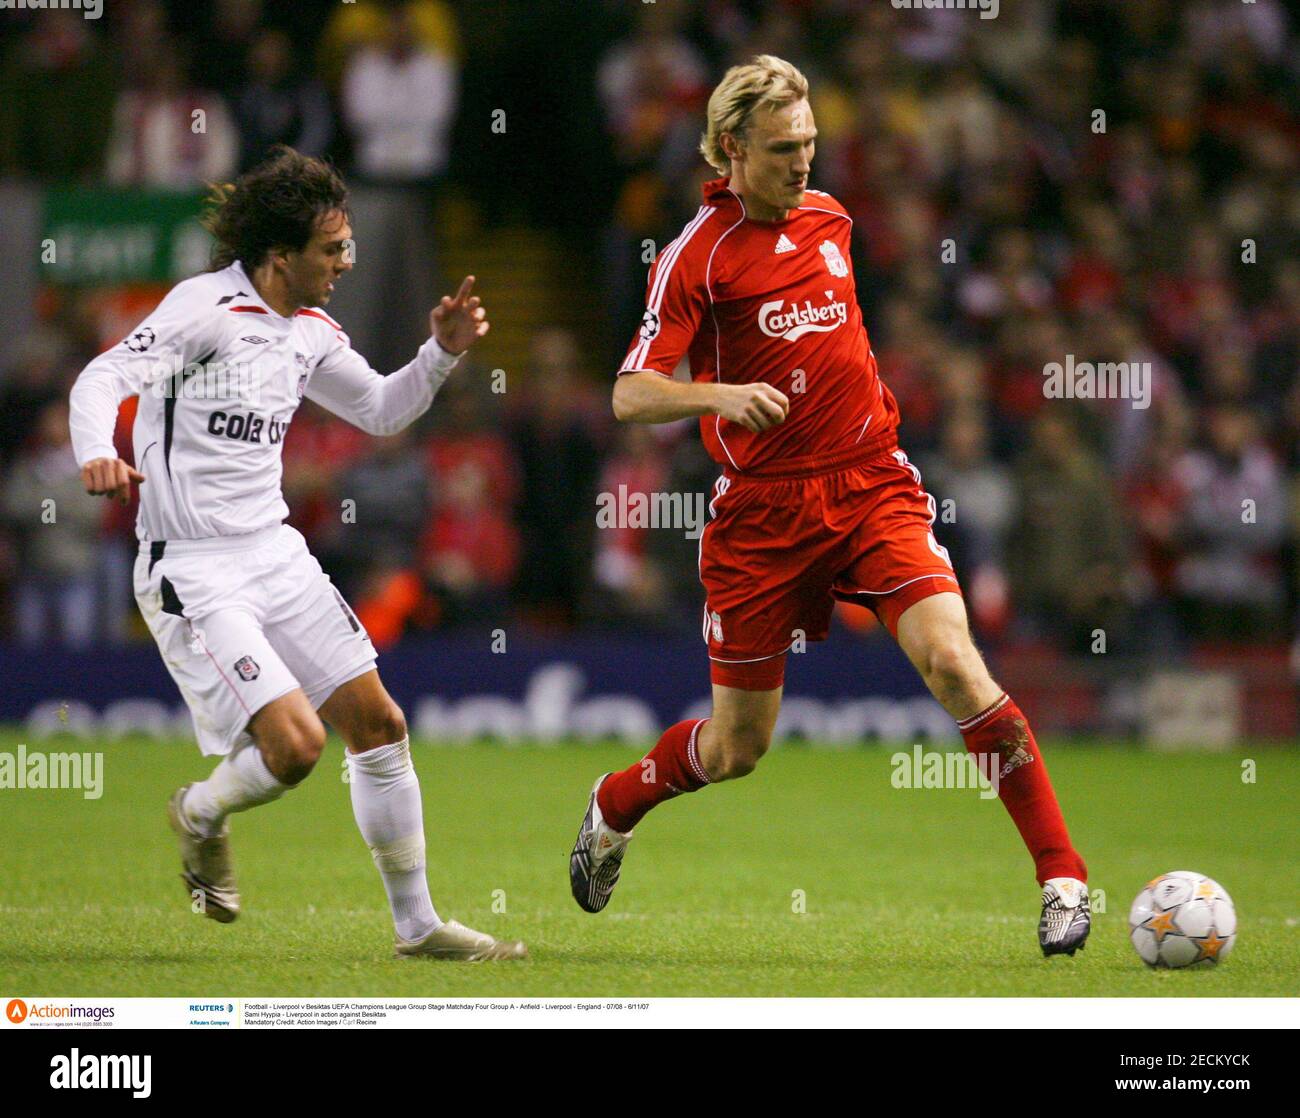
[1,732,1296,997]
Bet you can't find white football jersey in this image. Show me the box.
[69,260,458,542]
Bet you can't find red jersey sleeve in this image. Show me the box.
[618,208,716,378]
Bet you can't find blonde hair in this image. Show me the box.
[699,54,810,174]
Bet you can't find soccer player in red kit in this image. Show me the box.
[569,55,1090,956]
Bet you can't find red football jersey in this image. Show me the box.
[619,177,899,472]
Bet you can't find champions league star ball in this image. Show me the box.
[1129,871,1236,968]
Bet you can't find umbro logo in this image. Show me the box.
[775,234,797,254]
[240,335,269,345]
[216,291,250,306]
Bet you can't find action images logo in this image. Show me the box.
[757,294,848,342]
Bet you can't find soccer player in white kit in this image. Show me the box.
[69,147,525,961]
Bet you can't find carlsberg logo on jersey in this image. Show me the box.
[758,295,849,342]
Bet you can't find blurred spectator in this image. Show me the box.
[421,377,520,627]
[234,29,333,172]
[1009,409,1130,652]
[1173,405,1288,640]
[318,426,429,602]
[0,330,74,470]
[334,4,458,373]
[0,11,117,181]
[1124,406,1193,652]
[341,6,457,185]
[596,5,707,147]
[588,424,672,626]
[597,3,711,349]
[193,0,265,100]
[281,402,368,550]
[317,0,460,93]
[1,400,103,647]
[420,454,518,628]
[921,407,1015,634]
[105,42,238,188]
[958,228,1054,329]
[510,330,603,629]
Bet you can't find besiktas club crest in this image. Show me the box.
[234,656,260,681]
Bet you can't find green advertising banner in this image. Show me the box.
[41,188,212,286]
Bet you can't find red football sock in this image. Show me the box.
[958,693,1087,885]
[596,719,712,833]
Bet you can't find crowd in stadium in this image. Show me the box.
[0,0,1296,658]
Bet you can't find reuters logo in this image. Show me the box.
[6,998,27,1023]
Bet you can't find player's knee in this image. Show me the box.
[278,718,327,783]
[374,702,407,746]
[922,634,984,697]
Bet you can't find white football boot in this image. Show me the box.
[1039,877,1091,956]
[167,784,240,923]
[394,919,527,961]
[569,774,632,913]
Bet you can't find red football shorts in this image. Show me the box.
[698,441,962,690]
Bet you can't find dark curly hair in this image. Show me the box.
[202,146,349,272]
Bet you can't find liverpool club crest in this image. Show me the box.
[819,239,848,278]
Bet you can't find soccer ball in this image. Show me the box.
[1128,871,1236,968]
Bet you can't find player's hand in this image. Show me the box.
[81,457,145,506]
[714,383,789,433]
[430,276,489,355]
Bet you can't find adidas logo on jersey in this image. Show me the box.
[774,234,797,254]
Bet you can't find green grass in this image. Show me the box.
[1,732,1296,997]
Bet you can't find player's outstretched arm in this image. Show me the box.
[306,276,488,437]
[613,371,789,433]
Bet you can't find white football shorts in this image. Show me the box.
[133,523,377,755]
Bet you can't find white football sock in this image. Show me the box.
[346,737,441,942]
[182,744,290,838]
